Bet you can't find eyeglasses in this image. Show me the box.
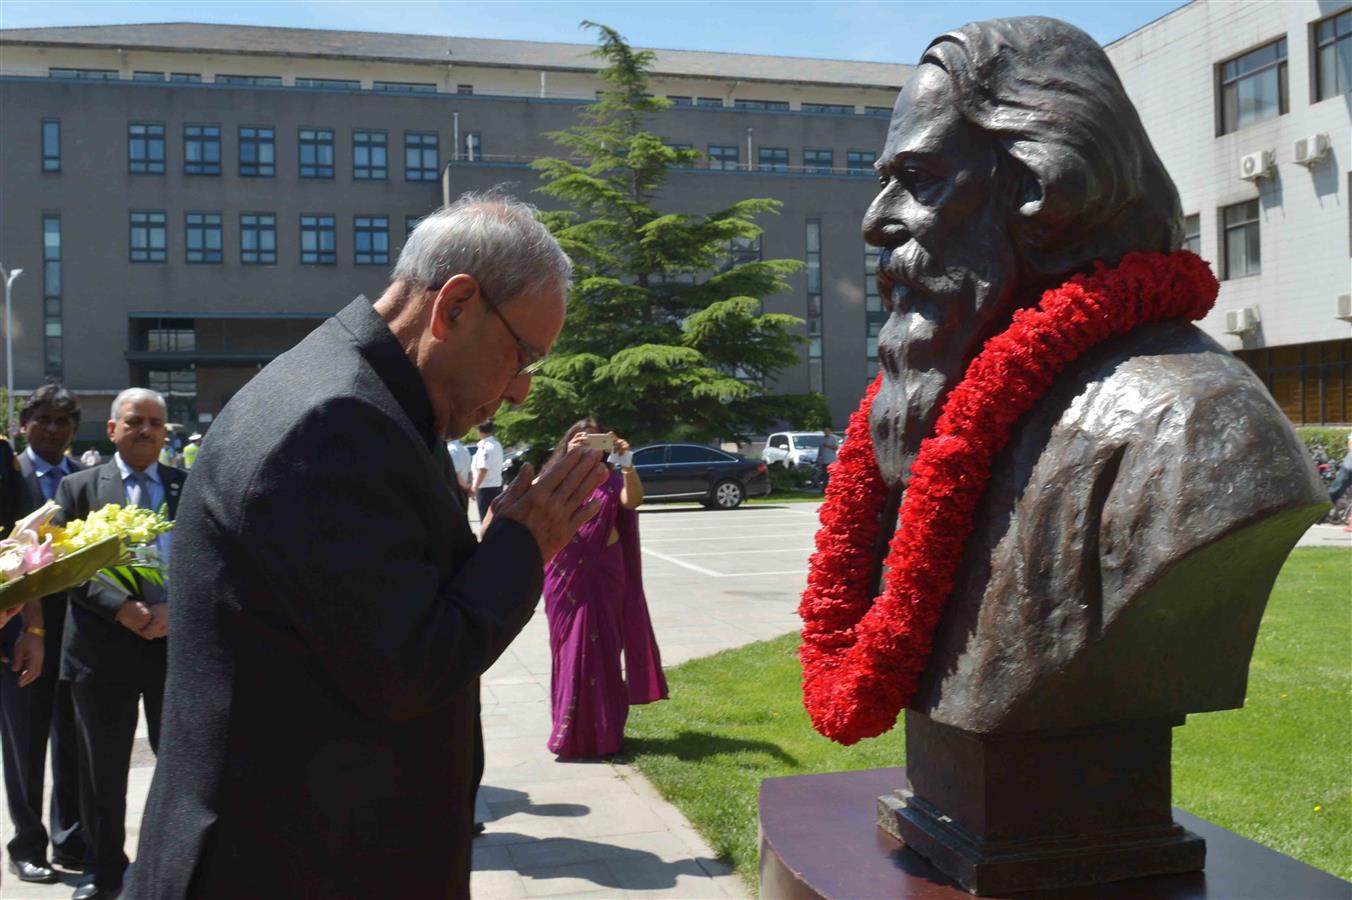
[481,291,547,376]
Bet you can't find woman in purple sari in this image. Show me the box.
[544,419,667,759]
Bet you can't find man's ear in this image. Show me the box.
[429,274,479,341]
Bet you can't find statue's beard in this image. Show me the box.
[869,240,1018,488]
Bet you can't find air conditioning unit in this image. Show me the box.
[1239,150,1273,181]
[1224,306,1260,334]
[1337,294,1352,322]
[1294,134,1331,167]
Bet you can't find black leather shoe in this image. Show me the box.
[72,883,116,900]
[52,849,87,872]
[9,858,59,883]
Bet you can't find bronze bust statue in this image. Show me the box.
[861,16,1327,893]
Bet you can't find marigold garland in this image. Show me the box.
[799,251,1219,745]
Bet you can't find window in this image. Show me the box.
[300,215,337,265]
[354,216,390,265]
[142,319,195,352]
[216,74,282,86]
[806,220,824,393]
[42,216,62,378]
[734,99,789,110]
[457,84,474,95]
[1234,340,1352,425]
[405,215,423,236]
[1183,214,1201,256]
[1219,38,1288,134]
[132,71,165,81]
[632,447,666,466]
[669,445,728,464]
[170,73,202,83]
[241,213,277,265]
[373,81,436,93]
[708,144,739,171]
[299,128,335,178]
[49,68,116,80]
[696,97,723,108]
[667,95,692,106]
[865,243,886,382]
[847,150,877,176]
[864,106,892,117]
[405,131,439,181]
[802,102,853,114]
[183,124,221,175]
[129,211,167,263]
[239,126,275,177]
[729,236,761,270]
[42,120,60,172]
[1315,10,1352,101]
[804,148,833,175]
[1221,199,1261,279]
[758,147,789,172]
[463,132,482,161]
[353,130,388,179]
[185,212,223,264]
[128,122,166,174]
[666,142,694,167]
[296,77,359,90]
[146,367,197,427]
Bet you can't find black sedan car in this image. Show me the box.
[630,443,770,509]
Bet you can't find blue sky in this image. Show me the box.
[0,1,1189,63]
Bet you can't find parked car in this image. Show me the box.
[631,443,770,509]
[762,431,829,469]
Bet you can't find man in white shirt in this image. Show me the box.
[470,420,504,522]
[446,438,472,497]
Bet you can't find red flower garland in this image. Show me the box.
[800,251,1220,745]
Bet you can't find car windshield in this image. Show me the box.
[793,434,825,448]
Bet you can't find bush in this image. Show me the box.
[766,461,814,494]
[1298,427,1351,463]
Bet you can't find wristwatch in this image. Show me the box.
[24,626,46,638]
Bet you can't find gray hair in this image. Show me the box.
[110,387,166,422]
[392,191,572,306]
[923,17,1183,278]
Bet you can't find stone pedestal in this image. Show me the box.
[759,767,1352,899]
[875,712,1204,894]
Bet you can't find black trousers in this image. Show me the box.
[71,673,164,889]
[0,607,85,864]
[476,485,503,521]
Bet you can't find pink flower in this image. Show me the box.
[0,500,62,582]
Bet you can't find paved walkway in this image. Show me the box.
[3,503,1345,898]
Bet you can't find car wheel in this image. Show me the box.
[711,479,744,510]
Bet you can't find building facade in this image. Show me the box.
[1,5,1349,441]
[1106,0,1352,427]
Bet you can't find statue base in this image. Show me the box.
[759,766,1351,899]
[875,712,1203,893]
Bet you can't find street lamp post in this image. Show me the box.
[0,264,23,437]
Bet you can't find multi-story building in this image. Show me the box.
[0,22,904,440]
[1106,0,1352,427]
[1,3,1349,442]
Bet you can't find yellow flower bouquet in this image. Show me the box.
[0,500,174,613]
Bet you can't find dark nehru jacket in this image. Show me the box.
[129,298,543,898]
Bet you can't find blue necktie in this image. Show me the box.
[42,467,64,501]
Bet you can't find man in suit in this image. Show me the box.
[55,387,184,900]
[1,385,88,884]
[130,193,607,899]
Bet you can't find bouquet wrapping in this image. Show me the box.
[0,500,174,613]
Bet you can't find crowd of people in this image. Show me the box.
[0,192,670,898]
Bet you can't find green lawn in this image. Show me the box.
[626,547,1352,891]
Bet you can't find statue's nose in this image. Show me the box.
[863,196,909,248]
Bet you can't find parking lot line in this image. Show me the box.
[666,548,815,557]
[641,547,809,579]
[643,532,809,544]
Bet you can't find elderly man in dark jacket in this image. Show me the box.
[129,193,606,899]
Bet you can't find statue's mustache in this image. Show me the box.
[877,242,951,314]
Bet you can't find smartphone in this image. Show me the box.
[582,433,615,452]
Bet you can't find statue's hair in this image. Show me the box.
[922,17,1182,278]
[391,190,572,307]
